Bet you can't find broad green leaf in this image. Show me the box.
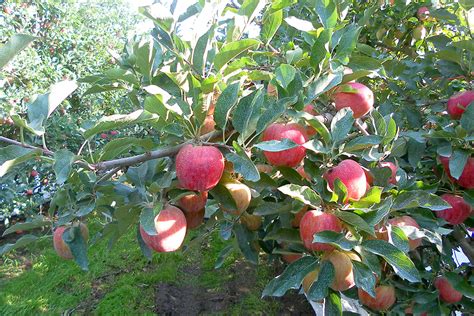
[335,211,374,235]
[345,135,382,151]
[303,139,330,154]
[334,24,362,63]
[53,150,76,185]
[214,82,240,129]
[452,39,474,53]
[261,9,282,44]
[312,231,358,251]
[210,183,238,210]
[0,33,35,69]
[98,137,155,161]
[177,2,202,22]
[307,260,335,301]
[0,145,41,177]
[215,244,234,269]
[352,261,376,298]
[63,226,89,271]
[214,39,260,71]
[2,216,50,236]
[84,110,158,139]
[278,184,322,207]
[139,205,162,236]
[262,256,318,297]
[275,64,296,89]
[237,0,263,20]
[331,108,355,144]
[310,29,331,71]
[351,186,383,208]
[305,118,331,144]
[234,223,258,264]
[284,16,314,32]
[449,150,469,180]
[445,272,474,299]
[254,139,298,152]
[253,202,292,216]
[263,228,301,243]
[362,239,420,282]
[0,234,38,255]
[392,191,450,211]
[255,96,297,134]
[315,0,337,29]
[137,224,152,261]
[324,291,342,316]
[307,71,343,102]
[233,89,264,141]
[390,226,410,253]
[460,103,474,132]
[225,142,260,182]
[193,25,215,75]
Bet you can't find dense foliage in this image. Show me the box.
[1,0,474,314]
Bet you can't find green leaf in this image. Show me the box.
[305,118,331,144]
[307,71,343,101]
[84,110,157,139]
[261,9,282,44]
[53,150,76,185]
[307,260,335,301]
[392,191,450,211]
[233,89,264,141]
[256,96,297,134]
[2,216,50,236]
[275,64,296,89]
[98,137,155,161]
[262,256,318,297]
[331,108,355,144]
[312,231,358,251]
[335,211,374,235]
[139,205,162,236]
[284,16,315,32]
[334,24,362,63]
[215,244,234,269]
[214,82,241,129]
[263,228,302,243]
[63,226,89,271]
[225,142,260,182]
[0,33,35,69]
[449,150,469,180]
[253,202,292,216]
[210,183,238,210]
[237,0,262,20]
[362,239,420,283]
[390,226,410,253]
[234,223,258,264]
[352,261,376,298]
[0,234,38,256]
[254,139,298,152]
[460,103,474,132]
[0,145,42,177]
[278,184,322,208]
[351,186,383,208]
[193,25,215,75]
[303,139,330,154]
[137,224,152,261]
[324,291,342,316]
[345,135,382,151]
[315,0,337,29]
[214,39,260,71]
[452,39,474,53]
[310,29,331,70]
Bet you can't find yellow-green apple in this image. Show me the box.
[221,180,251,215]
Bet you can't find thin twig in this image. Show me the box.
[354,119,370,136]
[96,167,121,184]
[0,136,54,155]
[453,227,474,265]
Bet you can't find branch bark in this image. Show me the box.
[0,136,54,156]
[453,227,474,265]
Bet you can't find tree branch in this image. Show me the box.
[0,136,54,156]
[453,227,474,265]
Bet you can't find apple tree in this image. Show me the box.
[1,0,474,314]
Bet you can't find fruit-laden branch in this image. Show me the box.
[453,227,474,265]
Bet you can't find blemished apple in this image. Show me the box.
[53,223,89,259]
[299,210,343,251]
[262,123,308,167]
[324,160,368,202]
[358,285,396,311]
[221,180,252,215]
[380,161,397,184]
[176,144,224,191]
[438,194,472,225]
[439,156,474,189]
[447,90,474,119]
[333,82,374,118]
[434,276,463,304]
[323,250,359,291]
[139,205,187,252]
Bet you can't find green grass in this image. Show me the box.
[0,225,281,315]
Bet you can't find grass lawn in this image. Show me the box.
[0,224,310,315]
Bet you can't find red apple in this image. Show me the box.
[380,161,397,184]
[30,170,39,177]
[200,115,216,135]
[333,82,374,118]
[110,130,118,136]
[262,123,307,167]
[388,215,422,250]
[139,205,187,252]
[299,210,343,251]
[440,156,474,189]
[447,90,474,119]
[324,160,367,202]
[176,144,224,191]
[417,6,430,21]
[438,194,472,225]
[100,133,108,139]
[358,285,396,311]
[53,223,89,259]
[434,276,463,304]
[26,189,33,196]
[291,206,308,228]
[177,191,208,229]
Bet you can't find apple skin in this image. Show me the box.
[53,223,89,259]
[447,90,474,119]
[177,191,208,229]
[299,210,343,251]
[26,189,33,196]
[380,161,397,184]
[388,215,422,250]
[262,123,308,167]
[323,250,359,291]
[30,170,39,177]
[417,6,430,21]
[240,212,262,231]
[439,156,474,189]
[200,115,216,135]
[110,130,118,136]
[139,205,187,252]
[221,180,252,215]
[358,285,396,311]
[324,160,367,202]
[438,194,472,225]
[282,253,302,264]
[267,83,278,97]
[333,82,374,118]
[434,276,463,304]
[291,205,308,228]
[176,144,224,191]
[100,133,108,139]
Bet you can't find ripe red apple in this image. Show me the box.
[176,144,224,191]
[380,161,397,184]
[200,115,216,135]
[110,130,118,136]
[221,180,251,215]
[324,160,367,202]
[26,189,33,196]
[53,223,89,259]
[439,156,474,189]
[177,191,207,229]
[333,82,374,118]
[358,285,396,311]
[323,250,359,291]
[438,194,472,225]
[30,170,39,177]
[417,6,430,21]
[447,90,474,119]
[262,123,307,167]
[100,133,108,139]
[299,210,343,251]
[291,206,308,228]
[139,205,187,252]
[388,215,422,250]
[240,212,262,231]
[434,276,463,304]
